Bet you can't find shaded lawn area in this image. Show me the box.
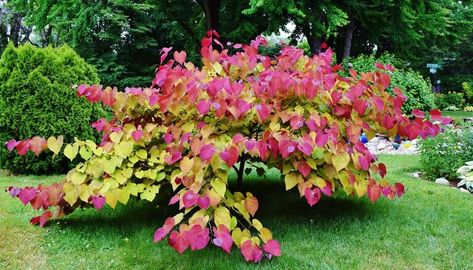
[1,155,472,269]
[442,110,473,123]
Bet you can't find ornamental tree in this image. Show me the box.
[6,32,450,262]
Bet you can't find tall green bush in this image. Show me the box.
[342,54,436,114]
[0,43,104,174]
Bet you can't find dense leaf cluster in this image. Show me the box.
[341,54,435,114]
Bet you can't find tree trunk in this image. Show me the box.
[10,14,22,46]
[236,154,247,189]
[198,0,221,31]
[302,27,321,56]
[342,20,355,60]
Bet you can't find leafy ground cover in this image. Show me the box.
[1,155,472,269]
[442,110,473,123]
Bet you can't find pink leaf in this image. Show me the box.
[412,109,425,119]
[18,187,37,205]
[168,194,180,205]
[8,186,21,197]
[237,100,251,118]
[77,84,87,96]
[263,239,281,257]
[316,132,329,147]
[168,231,189,254]
[39,210,52,227]
[160,47,172,64]
[29,137,47,156]
[5,139,18,151]
[149,93,158,106]
[196,100,211,115]
[255,103,271,121]
[353,99,367,115]
[379,163,387,178]
[297,161,311,178]
[199,144,215,161]
[298,142,313,156]
[279,140,297,158]
[321,181,332,197]
[212,225,233,253]
[220,146,239,168]
[163,133,173,144]
[183,190,198,208]
[173,51,187,65]
[153,217,175,242]
[16,140,31,156]
[132,130,143,142]
[92,196,106,210]
[304,187,321,207]
[368,184,381,202]
[198,196,210,209]
[245,139,256,151]
[184,224,210,251]
[241,240,263,263]
[429,109,442,121]
[395,182,405,197]
[101,87,116,107]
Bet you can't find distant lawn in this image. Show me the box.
[442,110,473,123]
[1,155,472,269]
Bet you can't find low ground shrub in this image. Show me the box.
[0,44,105,174]
[434,92,465,110]
[419,125,473,180]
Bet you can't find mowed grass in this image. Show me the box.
[442,110,473,123]
[1,155,472,270]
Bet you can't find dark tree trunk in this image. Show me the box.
[0,23,8,51]
[236,154,247,189]
[302,27,321,56]
[198,0,221,31]
[10,14,22,46]
[342,20,355,60]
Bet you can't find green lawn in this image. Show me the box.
[442,110,473,123]
[1,155,472,269]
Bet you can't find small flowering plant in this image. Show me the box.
[5,31,450,262]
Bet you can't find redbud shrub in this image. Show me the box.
[6,33,450,262]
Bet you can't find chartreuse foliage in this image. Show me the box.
[6,33,450,262]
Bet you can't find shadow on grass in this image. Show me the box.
[54,178,381,240]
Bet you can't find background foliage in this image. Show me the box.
[0,43,104,174]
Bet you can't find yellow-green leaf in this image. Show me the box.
[214,207,231,228]
[115,141,134,158]
[105,190,118,209]
[47,136,63,155]
[211,178,226,197]
[332,152,351,172]
[64,144,79,161]
[285,173,301,190]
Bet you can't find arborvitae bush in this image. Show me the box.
[0,44,105,174]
